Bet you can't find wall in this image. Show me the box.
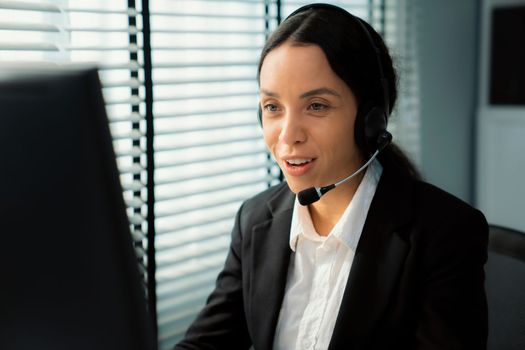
[416,0,525,231]
[476,0,525,231]
[416,0,480,204]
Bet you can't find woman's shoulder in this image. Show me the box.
[406,178,488,236]
[238,181,294,222]
[380,165,483,222]
[244,181,290,204]
[413,179,475,212]
[379,163,486,235]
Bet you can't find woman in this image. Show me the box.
[174,4,488,350]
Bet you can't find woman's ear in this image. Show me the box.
[257,105,262,126]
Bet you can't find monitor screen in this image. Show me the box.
[490,5,525,105]
[0,68,157,350]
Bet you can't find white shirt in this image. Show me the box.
[272,159,382,350]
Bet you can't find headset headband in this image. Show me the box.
[284,3,390,115]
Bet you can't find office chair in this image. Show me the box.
[485,224,525,350]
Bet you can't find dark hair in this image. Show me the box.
[257,6,420,180]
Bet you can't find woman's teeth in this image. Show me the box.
[286,159,312,166]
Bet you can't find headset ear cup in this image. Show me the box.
[364,105,388,151]
[355,102,388,155]
[364,106,387,139]
[354,106,367,151]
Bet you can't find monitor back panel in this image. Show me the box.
[0,69,157,350]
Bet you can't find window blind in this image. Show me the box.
[385,0,421,165]
[149,1,280,348]
[0,0,151,303]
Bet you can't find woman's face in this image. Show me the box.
[259,41,363,194]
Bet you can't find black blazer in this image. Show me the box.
[174,166,488,350]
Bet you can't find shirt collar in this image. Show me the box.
[289,158,383,251]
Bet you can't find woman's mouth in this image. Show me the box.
[282,158,316,176]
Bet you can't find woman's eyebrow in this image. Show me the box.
[260,89,279,97]
[300,87,341,98]
[259,87,341,98]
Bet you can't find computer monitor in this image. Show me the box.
[0,68,157,350]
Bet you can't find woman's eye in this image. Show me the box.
[264,104,278,112]
[309,102,328,111]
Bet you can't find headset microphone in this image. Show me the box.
[297,131,391,206]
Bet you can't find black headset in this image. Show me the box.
[259,3,392,156]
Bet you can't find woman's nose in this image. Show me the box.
[278,110,306,146]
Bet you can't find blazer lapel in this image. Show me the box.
[249,186,294,350]
[329,168,415,350]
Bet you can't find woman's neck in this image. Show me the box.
[307,171,365,236]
